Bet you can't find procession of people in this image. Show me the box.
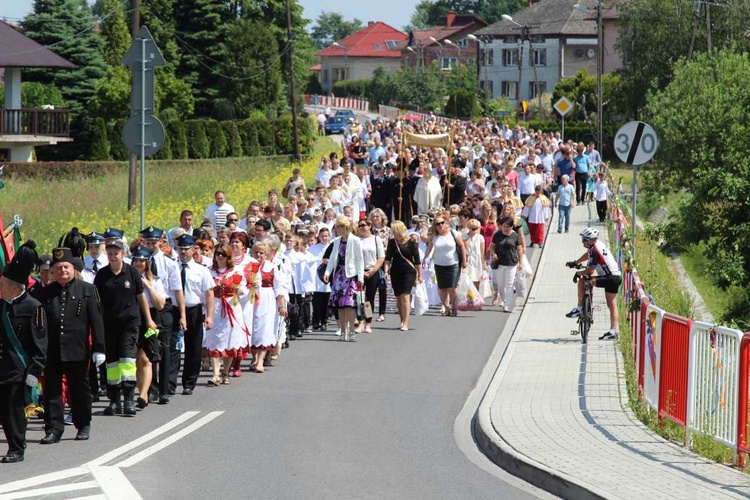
[0,113,609,463]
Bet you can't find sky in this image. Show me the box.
[3,1,419,33]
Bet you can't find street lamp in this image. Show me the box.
[444,38,461,69]
[502,14,543,119]
[467,33,483,94]
[574,2,603,152]
[332,41,348,96]
[428,36,445,68]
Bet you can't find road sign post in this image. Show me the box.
[614,121,659,260]
[122,26,165,229]
[553,96,573,141]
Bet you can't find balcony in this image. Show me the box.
[0,108,70,137]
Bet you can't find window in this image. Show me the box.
[440,57,458,70]
[385,40,399,50]
[530,48,547,66]
[530,35,545,43]
[374,43,382,50]
[480,48,494,67]
[502,49,518,66]
[457,37,469,48]
[332,67,348,82]
[501,81,518,99]
[480,80,494,94]
[322,68,329,83]
[505,35,517,43]
[529,81,547,99]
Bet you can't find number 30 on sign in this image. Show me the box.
[614,121,658,166]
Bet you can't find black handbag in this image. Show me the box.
[316,262,327,283]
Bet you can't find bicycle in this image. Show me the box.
[566,262,593,344]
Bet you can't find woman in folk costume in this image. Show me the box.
[249,241,287,373]
[204,243,249,385]
[228,232,253,378]
[521,184,552,248]
[414,165,443,215]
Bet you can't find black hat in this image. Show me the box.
[103,227,124,240]
[3,240,38,285]
[51,247,75,266]
[58,228,86,258]
[39,254,52,271]
[86,232,105,245]
[131,246,153,260]
[139,226,164,241]
[176,234,197,249]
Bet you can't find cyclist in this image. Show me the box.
[565,227,622,340]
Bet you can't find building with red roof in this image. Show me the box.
[316,21,407,93]
[401,12,487,71]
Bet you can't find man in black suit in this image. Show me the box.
[0,241,47,463]
[369,158,392,222]
[35,247,105,443]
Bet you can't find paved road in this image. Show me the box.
[1,297,549,499]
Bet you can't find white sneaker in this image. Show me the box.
[599,330,618,341]
[334,328,341,336]
[565,307,581,318]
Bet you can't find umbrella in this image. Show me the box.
[400,113,422,121]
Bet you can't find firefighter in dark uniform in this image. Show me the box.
[34,247,106,443]
[0,241,47,463]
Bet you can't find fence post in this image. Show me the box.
[738,335,750,468]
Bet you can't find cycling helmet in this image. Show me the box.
[579,227,599,240]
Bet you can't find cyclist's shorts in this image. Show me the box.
[595,274,622,294]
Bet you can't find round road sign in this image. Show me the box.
[614,121,658,166]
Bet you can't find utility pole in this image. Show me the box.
[705,3,712,56]
[285,0,300,163]
[517,35,524,113]
[127,0,140,211]
[596,1,603,151]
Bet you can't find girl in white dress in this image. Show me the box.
[204,244,249,386]
[250,241,288,373]
[463,219,487,290]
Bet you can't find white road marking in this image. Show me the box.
[0,482,97,500]
[65,496,107,500]
[0,467,88,494]
[89,465,142,500]
[115,411,224,468]
[86,410,199,467]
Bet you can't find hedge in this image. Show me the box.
[3,162,122,180]
[185,120,210,159]
[167,120,188,160]
[205,120,227,158]
[332,79,371,98]
[221,120,243,157]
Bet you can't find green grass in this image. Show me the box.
[0,137,340,253]
[676,242,729,320]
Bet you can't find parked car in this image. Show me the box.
[334,109,356,120]
[324,116,348,135]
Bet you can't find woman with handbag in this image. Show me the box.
[489,216,524,313]
[323,217,364,342]
[355,218,384,334]
[369,208,391,322]
[383,221,422,331]
[423,211,467,317]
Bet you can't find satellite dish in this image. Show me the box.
[587,48,596,59]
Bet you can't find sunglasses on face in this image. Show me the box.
[215,252,227,257]
[435,221,445,226]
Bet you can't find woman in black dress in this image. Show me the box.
[383,221,422,331]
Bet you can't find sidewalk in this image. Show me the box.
[475,204,750,499]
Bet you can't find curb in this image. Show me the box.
[472,219,612,500]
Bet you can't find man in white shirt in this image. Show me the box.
[315,159,335,187]
[204,191,235,237]
[83,232,108,273]
[167,210,194,249]
[172,234,214,396]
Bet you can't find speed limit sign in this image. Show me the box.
[614,121,658,166]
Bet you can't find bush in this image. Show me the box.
[255,119,275,155]
[237,120,260,156]
[4,161,121,180]
[108,119,130,161]
[221,121,243,157]
[184,120,209,159]
[274,118,293,156]
[153,128,172,160]
[167,120,188,159]
[332,78,371,98]
[88,117,111,161]
[205,120,228,158]
[445,88,477,119]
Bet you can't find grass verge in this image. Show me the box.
[0,137,340,252]
[676,242,729,321]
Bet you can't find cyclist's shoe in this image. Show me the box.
[565,307,581,318]
[599,330,618,341]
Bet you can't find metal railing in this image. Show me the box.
[0,108,70,137]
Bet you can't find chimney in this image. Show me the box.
[368,20,375,27]
[446,11,457,27]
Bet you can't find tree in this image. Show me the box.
[0,82,65,108]
[97,0,130,66]
[552,69,626,124]
[174,0,230,116]
[88,117,111,161]
[647,51,750,311]
[92,66,131,122]
[407,0,527,30]
[218,19,284,118]
[310,11,362,48]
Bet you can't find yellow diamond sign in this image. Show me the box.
[554,96,573,117]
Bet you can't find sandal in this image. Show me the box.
[221,375,231,385]
[375,315,385,322]
[207,376,220,386]
[364,325,372,334]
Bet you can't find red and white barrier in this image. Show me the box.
[304,94,370,112]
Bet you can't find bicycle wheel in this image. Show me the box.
[580,294,591,344]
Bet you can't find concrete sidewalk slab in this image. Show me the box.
[475,203,750,499]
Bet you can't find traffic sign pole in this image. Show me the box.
[140,35,146,229]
